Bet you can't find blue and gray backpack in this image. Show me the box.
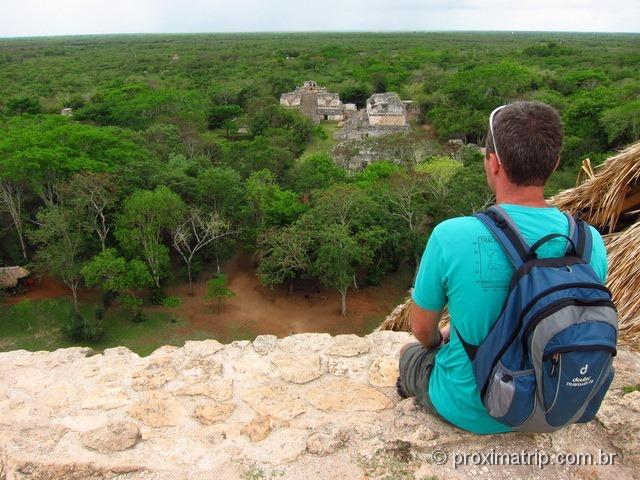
[455,205,618,432]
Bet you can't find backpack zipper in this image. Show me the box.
[542,344,617,361]
[522,298,616,354]
[479,284,612,398]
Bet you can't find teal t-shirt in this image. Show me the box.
[412,204,608,434]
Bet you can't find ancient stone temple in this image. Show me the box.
[280,81,356,123]
[366,93,407,126]
[335,92,410,142]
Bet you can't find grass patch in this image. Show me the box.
[622,384,640,395]
[161,296,182,307]
[0,298,186,356]
[357,446,420,480]
[300,122,340,160]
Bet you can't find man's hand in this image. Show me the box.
[409,301,443,348]
[440,324,451,344]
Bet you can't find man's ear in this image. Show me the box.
[488,153,501,175]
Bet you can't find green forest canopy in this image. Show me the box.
[0,32,639,326]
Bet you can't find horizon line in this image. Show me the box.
[2,29,640,40]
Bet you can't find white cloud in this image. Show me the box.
[1,0,638,37]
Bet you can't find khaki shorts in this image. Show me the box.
[398,341,441,416]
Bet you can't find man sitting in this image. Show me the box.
[396,101,608,434]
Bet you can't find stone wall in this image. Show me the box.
[1,332,639,480]
[368,115,407,126]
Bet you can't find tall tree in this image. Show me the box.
[81,248,152,320]
[0,178,28,260]
[30,206,92,313]
[63,173,118,251]
[171,208,232,294]
[310,223,373,316]
[256,225,311,293]
[116,186,186,290]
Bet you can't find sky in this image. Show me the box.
[1,0,639,38]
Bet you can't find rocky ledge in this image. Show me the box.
[1,332,639,480]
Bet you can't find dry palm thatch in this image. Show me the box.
[551,141,640,233]
[0,266,29,289]
[381,145,640,347]
[603,220,640,347]
[377,290,449,333]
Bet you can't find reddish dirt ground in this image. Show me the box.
[2,251,413,341]
[4,275,68,303]
[154,250,413,340]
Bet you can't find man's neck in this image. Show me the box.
[495,184,548,207]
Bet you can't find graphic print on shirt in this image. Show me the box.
[476,235,569,290]
[477,236,511,289]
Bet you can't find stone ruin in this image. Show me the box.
[335,92,410,141]
[1,331,639,479]
[280,81,356,123]
[60,108,73,116]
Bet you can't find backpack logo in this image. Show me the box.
[580,364,589,375]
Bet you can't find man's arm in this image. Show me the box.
[410,301,446,348]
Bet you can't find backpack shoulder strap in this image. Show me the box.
[564,212,577,256]
[563,212,592,262]
[575,217,593,263]
[474,205,530,269]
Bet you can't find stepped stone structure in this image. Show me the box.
[335,92,410,142]
[1,331,639,479]
[280,81,356,123]
[366,93,407,127]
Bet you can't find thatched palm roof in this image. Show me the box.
[604,220,640,346]
[379,142,640,348]
[0,266,30,289]
[552,141,640,233]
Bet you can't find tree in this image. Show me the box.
[0,178,28,259]
[196,167,246,220]
[172,208,232,294]
[600,100,640,146]
[63,173,118,251]
[340,82,373,108]
[310,223,372,316]
[416,156,464,200]
[286,153,347,194]
[81,248,153,320]
[205,273,235,312]
[116,186,186,292]
[256,225,311,292]
[207,104,242,130]
[0,115,147,207]
[383,169,431,266]
[5,96,41,115]
[30,206,92,314]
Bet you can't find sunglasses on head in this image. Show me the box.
[489,105,507,165]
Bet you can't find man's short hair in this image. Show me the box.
[485,101,564,186]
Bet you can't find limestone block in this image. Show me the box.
[183,339,224,357]
[240,415,272,442]
[242,384,307,420]
[306,379,392,412]
[81,421,141,453]
[128,391,184,427]
[368,356,398,387]
[271,354,323,384]
[252,335,277,355]
[328,334,370,357]
[131,362,178,391]
[81,385,130,410]
[174,379,233,402]
[193,402,235,425]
